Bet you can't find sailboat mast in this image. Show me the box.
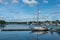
[36,2,40,25]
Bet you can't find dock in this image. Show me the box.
[1,28,60,32]
[1,28,48,31]
[1,28,31,31]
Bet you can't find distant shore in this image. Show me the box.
[0,20,60,25]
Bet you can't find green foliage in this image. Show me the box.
[0,20,5,24]
[0,20,60,24]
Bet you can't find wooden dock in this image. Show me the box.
[1,29,48,31]
[1,28,60,32]
[1,28,31,31]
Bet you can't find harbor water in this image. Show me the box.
[0,24,60,40]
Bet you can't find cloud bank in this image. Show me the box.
[22,0,38,6]
[12,0,19,4]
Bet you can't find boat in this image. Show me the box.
[32,25,48,31]
[31,9,48,31]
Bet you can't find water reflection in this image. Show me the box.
[0,24,60,40]
[56,31,60,35]
[31,31,48,35]
[30,31,48,40]
[0,24,5,29]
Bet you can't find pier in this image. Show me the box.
[1,28,60,32]
[1,28,31,31]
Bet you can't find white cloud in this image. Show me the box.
[0,0,3,3]
[4,2,9,5]
[22,0,38,6]
[0,16,4,18]
[43,0,48,3]
[12,0,19,4]
[0,0,9,5]
[57,4,60,7]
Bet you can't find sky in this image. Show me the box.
[0,0,60,22]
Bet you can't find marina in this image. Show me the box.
[0,0,60,40]
[0,24,60,40]
[1,25,60,32]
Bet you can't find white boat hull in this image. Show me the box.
[32,27,48,31]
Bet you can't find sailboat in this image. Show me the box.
[32,10,48,31]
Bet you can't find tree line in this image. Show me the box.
[0,20,60,24]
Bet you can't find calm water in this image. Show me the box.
[0,24,60,40]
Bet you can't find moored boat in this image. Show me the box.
[32,25,48,31]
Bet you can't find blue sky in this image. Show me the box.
[0,0,60,22]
